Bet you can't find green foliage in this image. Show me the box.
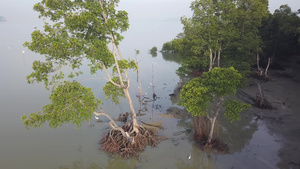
[161,37,185,54]
[27,61,53,87]
[260,4,300,62]
[149,46,157,57]
[22,0,136,129]
[179,77,211,116]
[113,59,138,74]
[176,56,208,75]
[180,67,248,122]
[24,0,130,88]
[165,0,269,75]
[224,100,251,122]
[103,77,125,104]
[161,42,173,53]
[201,67,242,97]
[21,81,101,129]
[135,49,140,55]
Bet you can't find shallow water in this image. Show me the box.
[0,1,283,169]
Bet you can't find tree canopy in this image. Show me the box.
[22,0,139,129]
[163,0,269,77]
[259,4,300,65]
[22,81,101,128]
[180,67,248,118]
[179,67,250,146]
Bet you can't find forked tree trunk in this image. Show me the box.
[99,0,139,134]
[206,98,222,145]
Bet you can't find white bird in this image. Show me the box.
[95,116,99,120]
[188,155,191,160]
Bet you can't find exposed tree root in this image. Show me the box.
[193,116,229,153]
[100,122,163,159]
[195,136,229,153]
[255,83,272,109]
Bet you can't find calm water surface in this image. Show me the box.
[0,1,281,169]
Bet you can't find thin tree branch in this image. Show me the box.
[101,61,122,88]
[93,111,128,138]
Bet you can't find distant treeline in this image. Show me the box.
[161,2,300,77]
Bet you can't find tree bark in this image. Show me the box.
[217,48,221,67]
[257,83,264,107]
[257,53,263,75]
[265,57,271,77]
[98,0,140,134]
[123,88,139,134]
[93,111,128,137]
[209,48,213,71]
[207,98,222,145]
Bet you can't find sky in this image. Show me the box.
[1,0,299,24]
[0,0,299,50]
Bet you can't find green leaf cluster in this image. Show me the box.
[24,0,130,88]
[260,5,300,63]
[180,67,250,121]
[224,100,251,122]
[21,81,101,129]
[113,59,138,74]
[103,77,125,104]
[149,46,158,57]
[164,0,269,76]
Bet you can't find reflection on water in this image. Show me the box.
[59,159,103,169]
[161,52,182,64]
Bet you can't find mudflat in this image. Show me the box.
[242,55,300,169]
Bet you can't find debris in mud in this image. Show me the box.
[159,107,189,119]
[115,112,129,122]
[141,121,164,134]
[251,69,273,81]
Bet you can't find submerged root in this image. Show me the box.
[195,135,229,153]
[193,116,229,153]
[100,122,163,159]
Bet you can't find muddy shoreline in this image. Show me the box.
[239,56,300,169]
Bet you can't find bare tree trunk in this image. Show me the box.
[207,98,222,145]
[217,48,221,67]
[99,0,140,134]
[265,57,271,77]
[257,83,264,107]
[257,53,263,75]
[136,59,142,97]
[209,48,213,71]
[123,88,139,134]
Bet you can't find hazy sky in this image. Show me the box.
[0,0,299,23]
[269,0,300,13]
